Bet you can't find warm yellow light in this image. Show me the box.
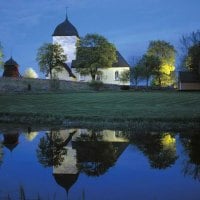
[161,134,176,148]
[160,64,175,75]
[24,132,39,141]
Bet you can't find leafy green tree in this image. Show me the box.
[180,30,200,70]
[0,43,4,69]
[147,40,176,86]
[36,43,67,79]
[185,43,200,73]
[139,55,161,87]
[75,34,117,80]
[119,69,130,84]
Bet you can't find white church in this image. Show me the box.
[51,14,130,85]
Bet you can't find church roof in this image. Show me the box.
[4,57,19,66]
[113,51,130,68]
[52,16,79,37]
[63,63,76,78]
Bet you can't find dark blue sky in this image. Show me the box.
[0,0,200,76]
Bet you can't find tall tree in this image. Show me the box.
[75,34,117,80]
[180,30,200,70]
[139,55,161,87]
[147,40,176,87]
[185,43,200,73]
[36,43,67,79]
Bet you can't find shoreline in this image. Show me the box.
[0,113,199,132]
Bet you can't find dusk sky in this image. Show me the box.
[0,0,200,77]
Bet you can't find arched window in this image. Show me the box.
[96,74,102,81]
[115,71,119,81]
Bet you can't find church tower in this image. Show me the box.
[52,11,79,68]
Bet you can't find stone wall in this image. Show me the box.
[0,77,120,93]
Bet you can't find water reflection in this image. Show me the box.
[129,132,178,169]
[0,126,200,199]
[180,132,200,181]
[73,130,128,176]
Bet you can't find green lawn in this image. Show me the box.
[0,91,199,123]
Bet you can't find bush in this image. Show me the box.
[88,80,104,91]
[120,85,130,90]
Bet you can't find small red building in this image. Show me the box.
[3,57,21,77]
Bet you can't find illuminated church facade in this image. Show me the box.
[51,14,130,85]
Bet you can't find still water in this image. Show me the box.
[0,127,199,200]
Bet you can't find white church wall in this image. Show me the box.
[49,67,130,85]
[100,67,130,85]
[72,129,128,142]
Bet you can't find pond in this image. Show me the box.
[0,126,199,200]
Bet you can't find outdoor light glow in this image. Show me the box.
[161,134,176,148]
[160,64,175,75]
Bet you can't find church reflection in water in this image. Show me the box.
[0,127,200,198]
[36,129,129,193]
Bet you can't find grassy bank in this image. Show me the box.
[0,91,199,130]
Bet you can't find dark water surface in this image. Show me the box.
[0,127,200,200]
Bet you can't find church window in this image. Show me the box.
[96,74,102,81]
[115,71,119,81]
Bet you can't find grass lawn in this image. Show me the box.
[0,91,199,124]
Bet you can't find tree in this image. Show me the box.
[147,40,176,87]
[129,132,177,169]
[119,69,130,85]
[74,131,117,176]
[36,43,67,79]
[180,30,200,70]
[37,131,67,167]
[75,34,117,80]
[130,65,143,86]
[185,43,200,73]
[0,43,3,69]
[24,67,38,78]
[139,55,161,87]
[180,132,200,181]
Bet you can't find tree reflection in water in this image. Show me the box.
[180,132,200,181]
[73,130,128,176]
[129,132,178,169]
[37,131,67,167]
[0,142,3,166]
